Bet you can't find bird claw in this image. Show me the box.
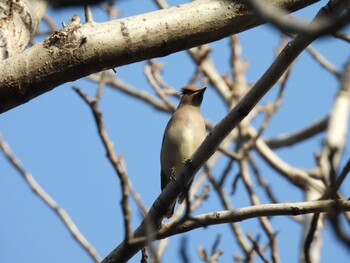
[183,158,192,165]
[170,168,176,181]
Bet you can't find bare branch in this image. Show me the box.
[251,127,325,192]
[72,85,133,242]
[243,0,350,36]
[321,57,350,176]
[247,156,279,204]
[306,45,342,79]
[323,157,350,199]
[264,115,329,149]
[247,233,270,263]
[0,0,321,113]
[159,200,350,238]
[239,159,280,263]
[87,73,171,112]
[144,60,176,111]
[180,237,190,263]
[198,234,223,263]
[303,213,321,263]
[0,134,101,263]
[84,5,94,23]
[333,31,350,43]
[206,166,251,256]
[102,2,339,261]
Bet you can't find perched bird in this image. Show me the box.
[160,85,206,218]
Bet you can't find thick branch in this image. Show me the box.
[0,0,319,113]
[102,3,328,262]
[0,0,47,58]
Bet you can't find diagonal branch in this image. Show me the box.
[243,0,350,36]
[264,115,329,148]
[0,134,101,263]
[102,1,338,261]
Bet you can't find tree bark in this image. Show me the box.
[0,0,47,59]
[0,0,318,113]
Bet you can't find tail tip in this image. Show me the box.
[166,213,173,219]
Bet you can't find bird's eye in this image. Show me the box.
[180,88,194,95]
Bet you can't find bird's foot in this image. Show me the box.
[183,158,192,165]
[170,168,176,181]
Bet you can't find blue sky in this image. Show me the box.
[1,0,350,262]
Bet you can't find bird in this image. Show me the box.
[160,85,206,218]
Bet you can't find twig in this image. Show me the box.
[72,86,132,242]
[159,200,350,238]
[211,234,221,256]
[144,60,176,111]
[244,68,289,151]
[247,156,279,204]
[303,213,321,263]
[250,127,325,192]
[264,115,329,148]
[329,203,350,250]
[323,157,350,251]
[239,159,280,263]
[247,233,270,263]
[147,60,176,94]
[323,157,350,199]
[87,73,171,112]
[43,15,59,31]
[180,236,190,263]
[333,31,350,43]
[303,58,350,260]
[156,239,168,263]
[306,45,341,79]
[188,46,233,105]
[153,0,169,9]
[100,1,119,21]
[128,179,148,217]
[152,0,233,104]
[205,166,252,257]
[190,185,210,212]
[0,134,101,263]
[244,0,350,37]
[198,234,223,263]
[84,5,94,23]
[219,158,235,188]
[230,35,249,100]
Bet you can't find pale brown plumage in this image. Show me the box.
[160,86,206,218]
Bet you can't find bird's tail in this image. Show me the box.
[178,193,186,204]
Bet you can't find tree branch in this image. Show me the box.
[243,0,350,36]
[0,134,101,263]
[0,0,319,113]
[159,200,350,238]
[72,85,133,242]
[264,115,329,148]
[102,3,336,262]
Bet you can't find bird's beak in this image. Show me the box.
[198,87,206,94]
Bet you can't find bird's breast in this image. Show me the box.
[161,106,206,176]
[167,117,205,164]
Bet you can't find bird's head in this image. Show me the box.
[179,86,206,107]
